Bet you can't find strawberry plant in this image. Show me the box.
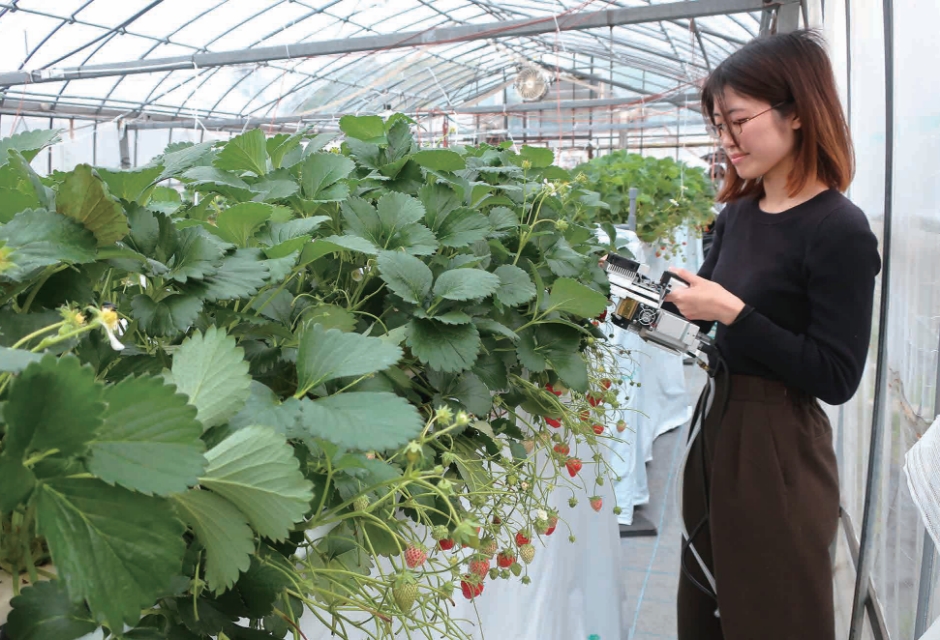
[0,118,631,640]
[573,151,715,260]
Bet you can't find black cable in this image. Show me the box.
[679,353,730,604]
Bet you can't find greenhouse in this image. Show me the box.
[0,0,936,639]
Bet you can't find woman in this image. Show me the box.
[662,30,881,640]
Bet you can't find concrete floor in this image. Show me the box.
[620,364,707,640]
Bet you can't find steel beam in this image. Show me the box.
[0,0,770,87]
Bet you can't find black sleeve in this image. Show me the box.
[722,207,881,404]
[661,209,727,334]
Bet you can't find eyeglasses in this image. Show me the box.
[706,102,787,139]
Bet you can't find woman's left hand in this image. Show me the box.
[664,268,746,326]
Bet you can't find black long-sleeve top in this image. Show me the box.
[677,189,881,405]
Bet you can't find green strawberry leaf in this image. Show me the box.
[165,327,251,430]
[412,149,465,172]
[96,165,163,205]
[255,216,329,247]
[171,489,254,594]
[301,152,355,201]
[200,425,313,541]
[182,166,254,201]
[3,354,103,461]
[494,264,536,306]
[55,164,129,246]
[35,478,186,629]
[406,319,481,373]
[6,580,97,640]
[131,293,204,338]
[213,202,274,247]
[296,323,403,393]
[376,250,433,304]
[0,129,61,165]
[165,227,225,283]
[548,277,607,318]
[0,452,37,512]
[184,248,270,302]
[299,391,423,452]
[249,171,300,202]
[432,207,491,248]
[87,375,206,496]
[519,145,554,168]
[339,115,386,143]
[0,208,97,281]
[214,129,269,176]
[432,268,500,301]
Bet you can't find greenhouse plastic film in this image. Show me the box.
[905,416,940,552]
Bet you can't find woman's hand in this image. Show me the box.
[664,267,746,326]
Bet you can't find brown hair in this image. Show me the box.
[701,29,854,203]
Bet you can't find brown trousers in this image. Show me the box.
[677,375,840,640]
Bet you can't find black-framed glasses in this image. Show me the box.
[706,102,787,139]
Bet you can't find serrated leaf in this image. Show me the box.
[412,149,465,171]
[376,250,432,304]
[0,129,61,165]
[296,323,403,393]
[377,190,425,228]
[213,202,273,247]
[517,324,588,391]
[229,382,303,436]
[267,132,305,169]
[131,294,203,338]
[200,426,313,541]
[303,235,378,261]
[97,165,163,205]
[299,392,423,452]
[432,268,500,301]
[0,452,36,512]
[548,277,607,317]
[519,145,554,168]
[4,354,103,461]
[256,216,329,247]
[35,478,186,629]
[0,208,97,281]
[166,226,224,283]
[451,373,493,416]
[494,264,536,306]
[433,207,491,248]
[406,319,480,373]
[0,161,44,223]
[55,164,128,245]
[158,141,215,180]
[187,248,271,302]
[340,115,386,143]
[429,310,472,324]
[6,580,97,640]
[87,376,206,496]
[215,129,269,176]
[182,166,254,200]
[474,318,519,341]
[172,489,254,594]
[167,327,251,430]
[299,303,357,333]
[250,173,300,202]
[302,153,355,200]
[488,207,519,231]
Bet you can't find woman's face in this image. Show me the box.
[711,87,800,180]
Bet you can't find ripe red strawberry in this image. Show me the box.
[515,530,531,546]
[553,443,570,456]
[404,545,427,568]
[616,420,627,433]
[546,417,561,428]
[460,576,484,600]
[497,551,515,568]
[545,383,563,397]
[469,557,490,578]
[580,410,590,421]
[519,543,535,565]
[590,496,603,512]
[492,516,502,525]
[545,514,558,536]
[438,538,455,551]
[587,393,603,407]
[544,524,556,536]
[601,378,612,390]
[565,457,582,477]
[592,424,604,435]
[596,309,608,322]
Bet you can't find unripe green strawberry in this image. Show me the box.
[510,562,522,576]
[480,536,498,557]
[353,495,370,512]
[519,543,535,565]
[392,576,418,612]
[431,525,449,541]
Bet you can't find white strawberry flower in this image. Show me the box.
[536,509,548,521]
[94,305,126,351]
